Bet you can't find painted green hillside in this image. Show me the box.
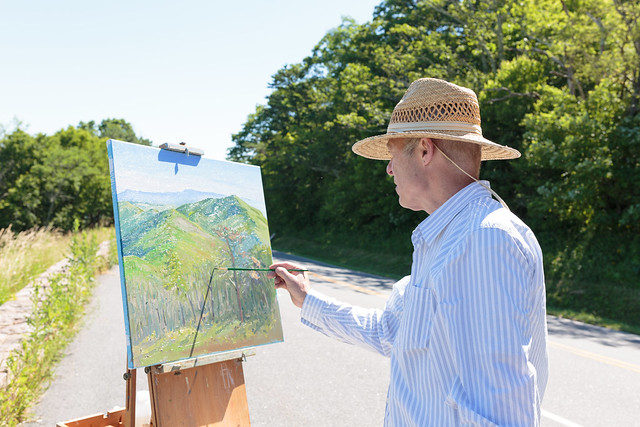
[117,194,282,367]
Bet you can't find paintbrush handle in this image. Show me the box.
[216,267,308,272]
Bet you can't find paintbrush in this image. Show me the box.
[213,267,308,272]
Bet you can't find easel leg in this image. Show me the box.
[147,366,159,426]
[124,368,137,427]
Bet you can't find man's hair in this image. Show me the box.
[402,137,482,178]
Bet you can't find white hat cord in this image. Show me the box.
[433,144,510,210]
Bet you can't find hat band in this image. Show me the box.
[387,121,482,135]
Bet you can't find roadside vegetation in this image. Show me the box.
[0,226,116,426]
[0,227,71,305]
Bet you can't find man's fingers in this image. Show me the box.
[269,261,304,271]
[275,266,294,280]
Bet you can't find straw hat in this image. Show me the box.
[352,78,521,161]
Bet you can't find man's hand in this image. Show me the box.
[268,262,310,308]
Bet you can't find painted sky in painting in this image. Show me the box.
[109,139,267,216]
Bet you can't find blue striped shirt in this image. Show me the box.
[301,181,549,426]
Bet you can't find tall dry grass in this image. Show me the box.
[0,227,117,425]
[0,227,72,305]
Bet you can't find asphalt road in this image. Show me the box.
[22,251,640,426]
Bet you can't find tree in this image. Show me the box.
[0,118,152,232]
[0,130,40,229]
[215,226,247,322]
[78,118,152,145]
[229,0,640,324]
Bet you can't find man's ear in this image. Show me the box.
[420,138,435,166]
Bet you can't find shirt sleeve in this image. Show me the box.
[299,276,410,357]
[437,226,541,426]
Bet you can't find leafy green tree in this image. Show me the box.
[78,118,152,145]
[0,118,152,232]
[230,0,640,325]
[0,130,40,229]
[20,127,112,230]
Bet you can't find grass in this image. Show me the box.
[135,316,281,367]
[0,226,116,426]
[546,306,640,336]
[0,226,115,305]
[0,227,72,305]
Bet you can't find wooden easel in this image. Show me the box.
[58,348,255,427]
[59,142,261,426]
[145,348,255,426]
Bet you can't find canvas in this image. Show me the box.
[107,139,283,368]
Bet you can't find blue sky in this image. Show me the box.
[1,0,381,161]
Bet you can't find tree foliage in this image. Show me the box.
[78,118,152,146]
[0,119,151,232]
[230,0,640,324]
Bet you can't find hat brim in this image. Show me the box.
[352,131,521,161]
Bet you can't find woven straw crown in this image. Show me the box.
[352,78,520,161]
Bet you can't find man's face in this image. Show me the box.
[386,139,426,211]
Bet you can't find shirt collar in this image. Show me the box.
[412,180,492,246]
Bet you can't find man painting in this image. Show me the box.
[270,78,548,426]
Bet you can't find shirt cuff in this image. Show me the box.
[300,289,331,330]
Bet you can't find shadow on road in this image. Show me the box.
[272,250,397,294]
[547,316,640,348]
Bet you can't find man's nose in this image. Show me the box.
[386,159,393,176]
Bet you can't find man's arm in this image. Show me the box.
[270,262,407,357]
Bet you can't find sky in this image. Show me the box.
[0,0,381,161]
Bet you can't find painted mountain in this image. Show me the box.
[118,189,225,209]
[118,194,283,367]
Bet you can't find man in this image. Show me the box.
[270,78,548,426]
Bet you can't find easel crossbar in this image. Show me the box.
[149,348,256,374]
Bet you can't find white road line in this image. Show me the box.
[542,410,584,427]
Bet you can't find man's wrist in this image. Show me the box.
[300,289,327,322]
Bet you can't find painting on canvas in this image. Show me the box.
[107,139,283,368]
